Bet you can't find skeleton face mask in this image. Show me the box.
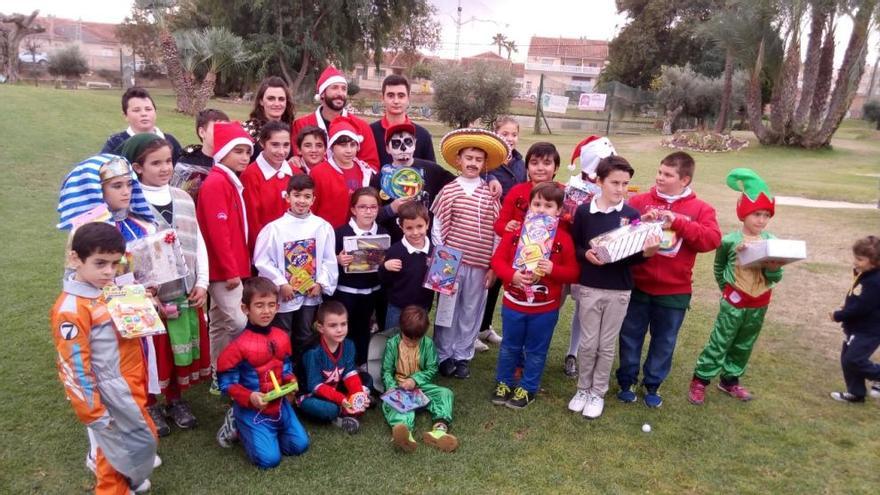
[387,131,416,166]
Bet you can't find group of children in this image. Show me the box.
[50,73,880,493]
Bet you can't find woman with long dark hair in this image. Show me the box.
[244,76,296,159]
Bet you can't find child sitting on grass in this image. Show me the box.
[490,182,579,409]
[382,305,458,452]
[216,277,309,468]
[297,301,371,433]
[688,169,785,405]
[829,235,880,403]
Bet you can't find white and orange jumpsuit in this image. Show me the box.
[50,279,157,495]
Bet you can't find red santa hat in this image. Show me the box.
[570,135,616,178]
[327,116,364,148]
[384,122,416,145]
[315,65,347,101]
[212,121,253,162]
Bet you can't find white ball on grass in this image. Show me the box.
[641,423,652,433]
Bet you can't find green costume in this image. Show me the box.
[694,169,783,382]
[381,334,454,430]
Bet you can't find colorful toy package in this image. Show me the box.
[423,245,463,295]
[103,284,166,339]
[381,388,431,413]
[170,162,211,203]
[70,204,112,230]
[513,212,559,275]
[342,234,391,273]
[589,220,664,264]
[126,229,189,287]
[379,164,425,201]
[562,177,601,224]
[284,239,316,293]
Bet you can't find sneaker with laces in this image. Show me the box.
[644,388,663,408]
[505,387,535,409]
[582,394,605,419]
[208,377,221,396]
[563,354,577,378]
[829,391,865,403]
[869,382,880,399]
[334,416,361,434]
[85,452,96,474]
[491,382,512,405]
[439,358,456,377]
[568,389,590,412]
[479,327,503,344]
[165,400,197,429]
[147,404,171,437]
[688,378,707,405]
[423,427,459,452]
[215,408,238,448]
[153,455,162,468]
[617,386,637,403]
[717,382,752,401]
[391,424,417,452]
[132,479,151,493]
[453,360,470,379]
[473,338,490,353]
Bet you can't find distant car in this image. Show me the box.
[19,52,48,65]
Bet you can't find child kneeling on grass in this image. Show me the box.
[382,305,459,452]
[216,277,309,469]
[490,182,579,409]
[829,235,880,403]
[688,169,785,405]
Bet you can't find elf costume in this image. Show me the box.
[381,333,457,452]
[689,168,783,402]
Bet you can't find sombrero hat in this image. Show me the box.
[440,128,511,172]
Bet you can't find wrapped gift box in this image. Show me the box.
[589,221,663,264]
[127,229,189,287]
[737,239,806,268]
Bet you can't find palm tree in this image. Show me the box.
[175,28,252,115]
[491,33,507,57]
[137,0,192,113]
[502,40,518,61]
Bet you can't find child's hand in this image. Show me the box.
[735,242,749,252]
[505,220,522,232]
[512,269,535,287]
[658,210,676,228]
[337,251,354,267]
[187,286,208,307]
[585,249,605,266]
[390,197,412,213]
[484,269,496,288]
[643,233,661,257]
[226,277,242,290]
[400,378,417,391]
[640,210,659,223]
[829,311,837,322]
[289,155,307,171]
[250,391,267,409]
[536,259,554,275]
[307,283,322,298]
[280,284,295,302]
[488,179,503,200]
[764,261,785,270]
[384,259,402,272]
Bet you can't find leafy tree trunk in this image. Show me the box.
[714,47,734,133]
[190,71,217,115]
[290,52,310,98]
[806,20,835,135]
[793,4,829,130]
[0,11,45,83]
[746,38,771,143]
[663,105,684,135]
[159,29,192,113]
[768,26,801,144]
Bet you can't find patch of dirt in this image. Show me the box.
[776,196,877,210]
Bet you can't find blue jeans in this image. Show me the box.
[495,307,559,394]
[615,297,687,391]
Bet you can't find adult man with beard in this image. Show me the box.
[292,66,380,171]
[370,74,436,166]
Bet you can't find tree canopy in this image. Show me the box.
[432,62,516,129]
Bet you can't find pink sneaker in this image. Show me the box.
[718,382,752,401]
[688,378,707,405]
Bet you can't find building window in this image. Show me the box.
[540,58,555,65]
[101,48,115,57]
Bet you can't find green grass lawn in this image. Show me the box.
[1,85,879,494]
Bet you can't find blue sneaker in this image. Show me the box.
[617,386,637,403]
[644,388,663,408]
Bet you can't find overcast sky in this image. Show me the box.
[2,0,877,65]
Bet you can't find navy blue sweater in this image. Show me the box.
[571,202,645,290]
[334,223,389,291]
[377,241,434,310]
[833,268,880,336]
[486,149,526,202]
[102,130,183,164]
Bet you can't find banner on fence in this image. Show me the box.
[541,94,570,114]
[578,93,607,111]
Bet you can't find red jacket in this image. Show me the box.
[491,227,580,314]
[196,166,251,281]
[628,187,721,295]
[292,108,380,171]
[309,158,375,229]
[495,181,569,236]
[240,157,302,253]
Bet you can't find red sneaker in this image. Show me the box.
[718,382,752,401]
[688,378,707,405]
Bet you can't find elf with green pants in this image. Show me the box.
[688,169,786,404]
[381,305,458,453]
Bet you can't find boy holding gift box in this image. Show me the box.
[216,277,309,468]
[430,128,507,379]
[490,182,580,409]
[688,169,786,404]
[297,301,371,433]
[567,157,660,419]
[615,151,721,408]
[382,305,459,452]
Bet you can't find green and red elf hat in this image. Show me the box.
[726,168,775,220]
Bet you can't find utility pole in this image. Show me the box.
[454,0,462,60]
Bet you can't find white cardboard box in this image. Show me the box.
[589,222,664,264]
[737,239,806,268]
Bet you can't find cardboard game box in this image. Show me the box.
[738,239,806,268]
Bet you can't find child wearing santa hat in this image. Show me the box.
[195,121,254,393]
[291,66,380,170]
[688,168,785,405]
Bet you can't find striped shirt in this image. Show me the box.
[431,177,499,268]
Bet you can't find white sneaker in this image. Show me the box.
[870,383,880,399]
[132,479,151,493]
[582,394,605,419]
[85,452,96,474]
[153,455,162,468]
[474,339,490,352]
[568,389,590,412]
[479,327,503,344]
